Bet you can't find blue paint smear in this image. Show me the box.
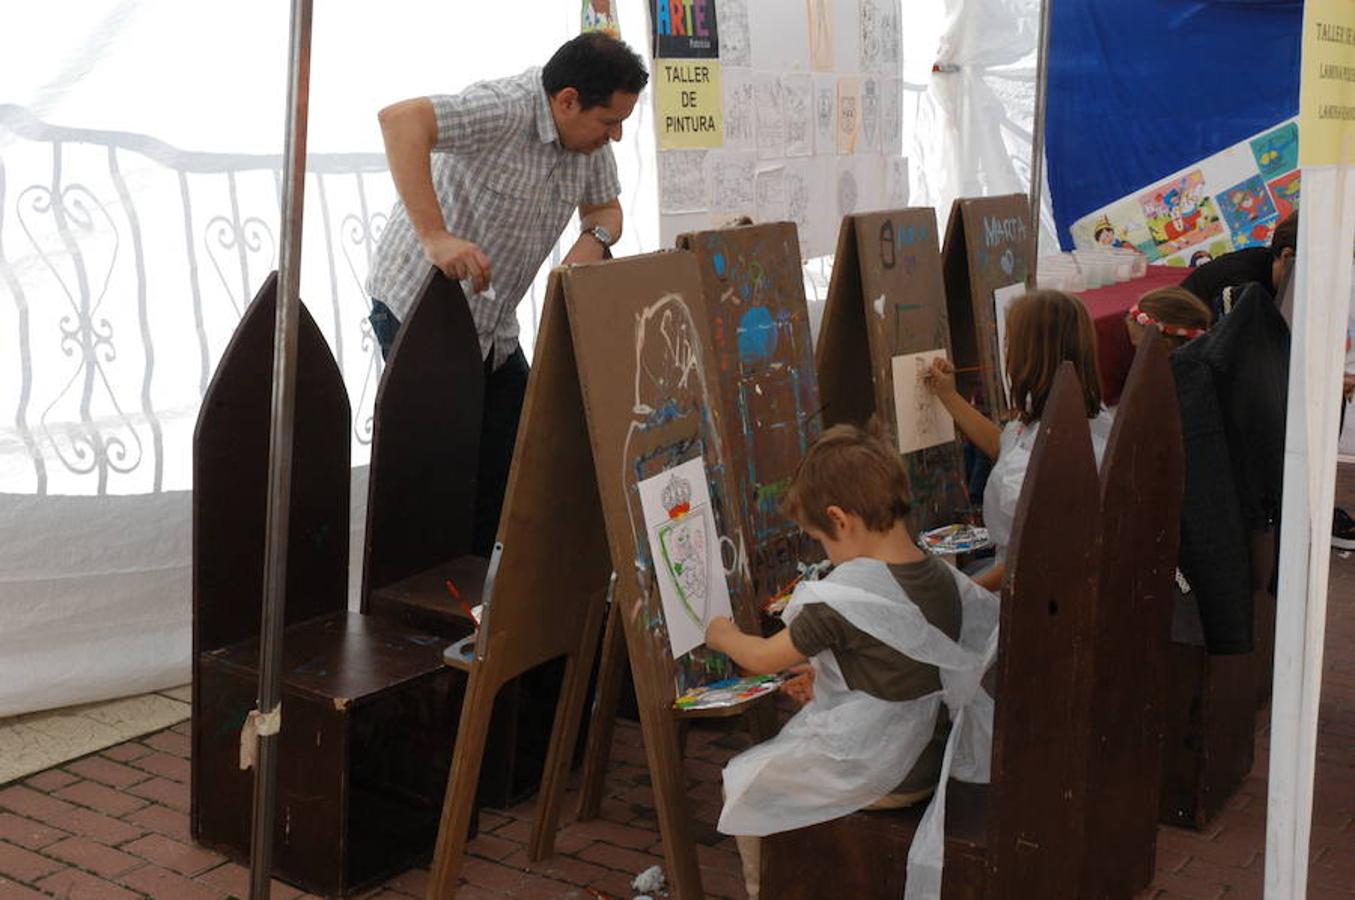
[713,252,727,278]
[737,306,777,363]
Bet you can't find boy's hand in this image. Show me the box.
[781,664,815,706]
[705,616,740,653]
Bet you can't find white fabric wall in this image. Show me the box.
[0,0,659,717]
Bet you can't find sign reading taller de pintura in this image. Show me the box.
[652,0,719,59]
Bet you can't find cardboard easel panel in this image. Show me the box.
[941,194,1033,418]
[562,252,759,900]
[851,209,972,533]
[676,222,823,604]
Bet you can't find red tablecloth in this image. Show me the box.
[1075,265,1186,406]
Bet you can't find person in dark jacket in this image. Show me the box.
[1181,212,1296,316]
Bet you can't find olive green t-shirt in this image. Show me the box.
[787,555,963,794]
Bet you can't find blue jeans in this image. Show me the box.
[369,300,528,556]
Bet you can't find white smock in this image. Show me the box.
[984,408,1115,555]
[718,557,1000,899]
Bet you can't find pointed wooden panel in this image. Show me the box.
[941,195,1033,419]
[361,269,484,606]
[1081,328,1184,896]
[676,222,822,605]
[989,363,1099,895]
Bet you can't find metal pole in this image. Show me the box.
[1027,0,1053,288]
[249,1,312,896]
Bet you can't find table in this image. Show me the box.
[1075,265,1186,406]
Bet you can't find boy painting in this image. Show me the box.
[705,425,998,899]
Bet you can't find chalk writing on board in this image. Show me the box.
[755,74,787,159]
[723,67,756,151]
[891,350,955,455]
[659,150,709,213]
[717,0,751,67]
[709,151,757,212]
[984,215,1029,247]
[783,74,814,158]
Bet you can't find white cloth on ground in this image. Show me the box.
[717,557,1000,900]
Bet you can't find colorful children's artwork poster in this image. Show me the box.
[1268,170,1301,221]
[1138,171,1224,255]
[1251,122,1299,182]
[891,350,955,454]
[581,0,620,36]
[1216,175,1278,248]
[638,457,735,660]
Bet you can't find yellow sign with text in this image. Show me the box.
[1301,0,1355,165]
[655,59,723,150]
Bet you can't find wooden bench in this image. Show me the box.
[761,363,1101,898]
[191,274,457,896]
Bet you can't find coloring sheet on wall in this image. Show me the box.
[891,350,955,455]
[755,73,788,159]
[723,67,757,152]
[858,76,881,154]
[637,457,735,660]
[783,74,814,157]
[755,165,789,223]
[717,0,752,67]
[659,150,710,213]
[837,76,861,154]
[709,151,758,213]
[808,0,836,71]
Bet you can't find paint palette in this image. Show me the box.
[920,523,991,555]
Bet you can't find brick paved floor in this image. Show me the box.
[2,487,1353,898]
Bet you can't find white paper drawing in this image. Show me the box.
[638,457,735,659]
[881,77,903,155]
[755,73,787,160]
[859,76,880,154]
[718,0,752,67]
[837,76,861,155]
[808,0,836,71]
[891,350,956,455]
[659,150,709,213]
[782,74,814,157]
[837,159,859,217]
[723,68,757,152]
[708,151,757,212]
[860,0,901,73]
[755,166,788,224]
[784,159,814,251]
[813,75,837,153]
[885,156,910,206]
[993,282,1026,402]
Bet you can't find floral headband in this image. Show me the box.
[1127,304,1206,340]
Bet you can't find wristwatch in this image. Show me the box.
[584,224,613,247]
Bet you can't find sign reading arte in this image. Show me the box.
[655,59,724,149]
[1302,0,1355,165]
[652,0,719,59]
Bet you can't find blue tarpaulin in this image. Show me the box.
[1046,1,1302,248]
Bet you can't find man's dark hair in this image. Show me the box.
[543,33,649,109]
[1271,211,1298,258]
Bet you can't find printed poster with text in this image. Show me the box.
[656,58,725,149]
[652,0,719,58]
[1301,0,1355,166]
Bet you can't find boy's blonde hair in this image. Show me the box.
[782,424,911,539]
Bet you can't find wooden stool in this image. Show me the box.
[191,275,456,895]
[762,364,1101,898]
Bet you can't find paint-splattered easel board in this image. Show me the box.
[676,222,824,606]
[941,194,1033,418]
[560,252,766,900]
[852,209,973,533]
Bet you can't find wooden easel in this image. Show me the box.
[940,194,1034,418]
[816,208,972,533]
[1080,327,1184,897]
[424,270,615,898]
[760,364,1103,898]
[579,224,817,820]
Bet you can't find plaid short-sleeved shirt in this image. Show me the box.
[366,67,621,367]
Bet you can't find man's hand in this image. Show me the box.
[422,232,492,293]
[705,616,741,654]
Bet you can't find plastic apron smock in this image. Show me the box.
[717,557,1000,899]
